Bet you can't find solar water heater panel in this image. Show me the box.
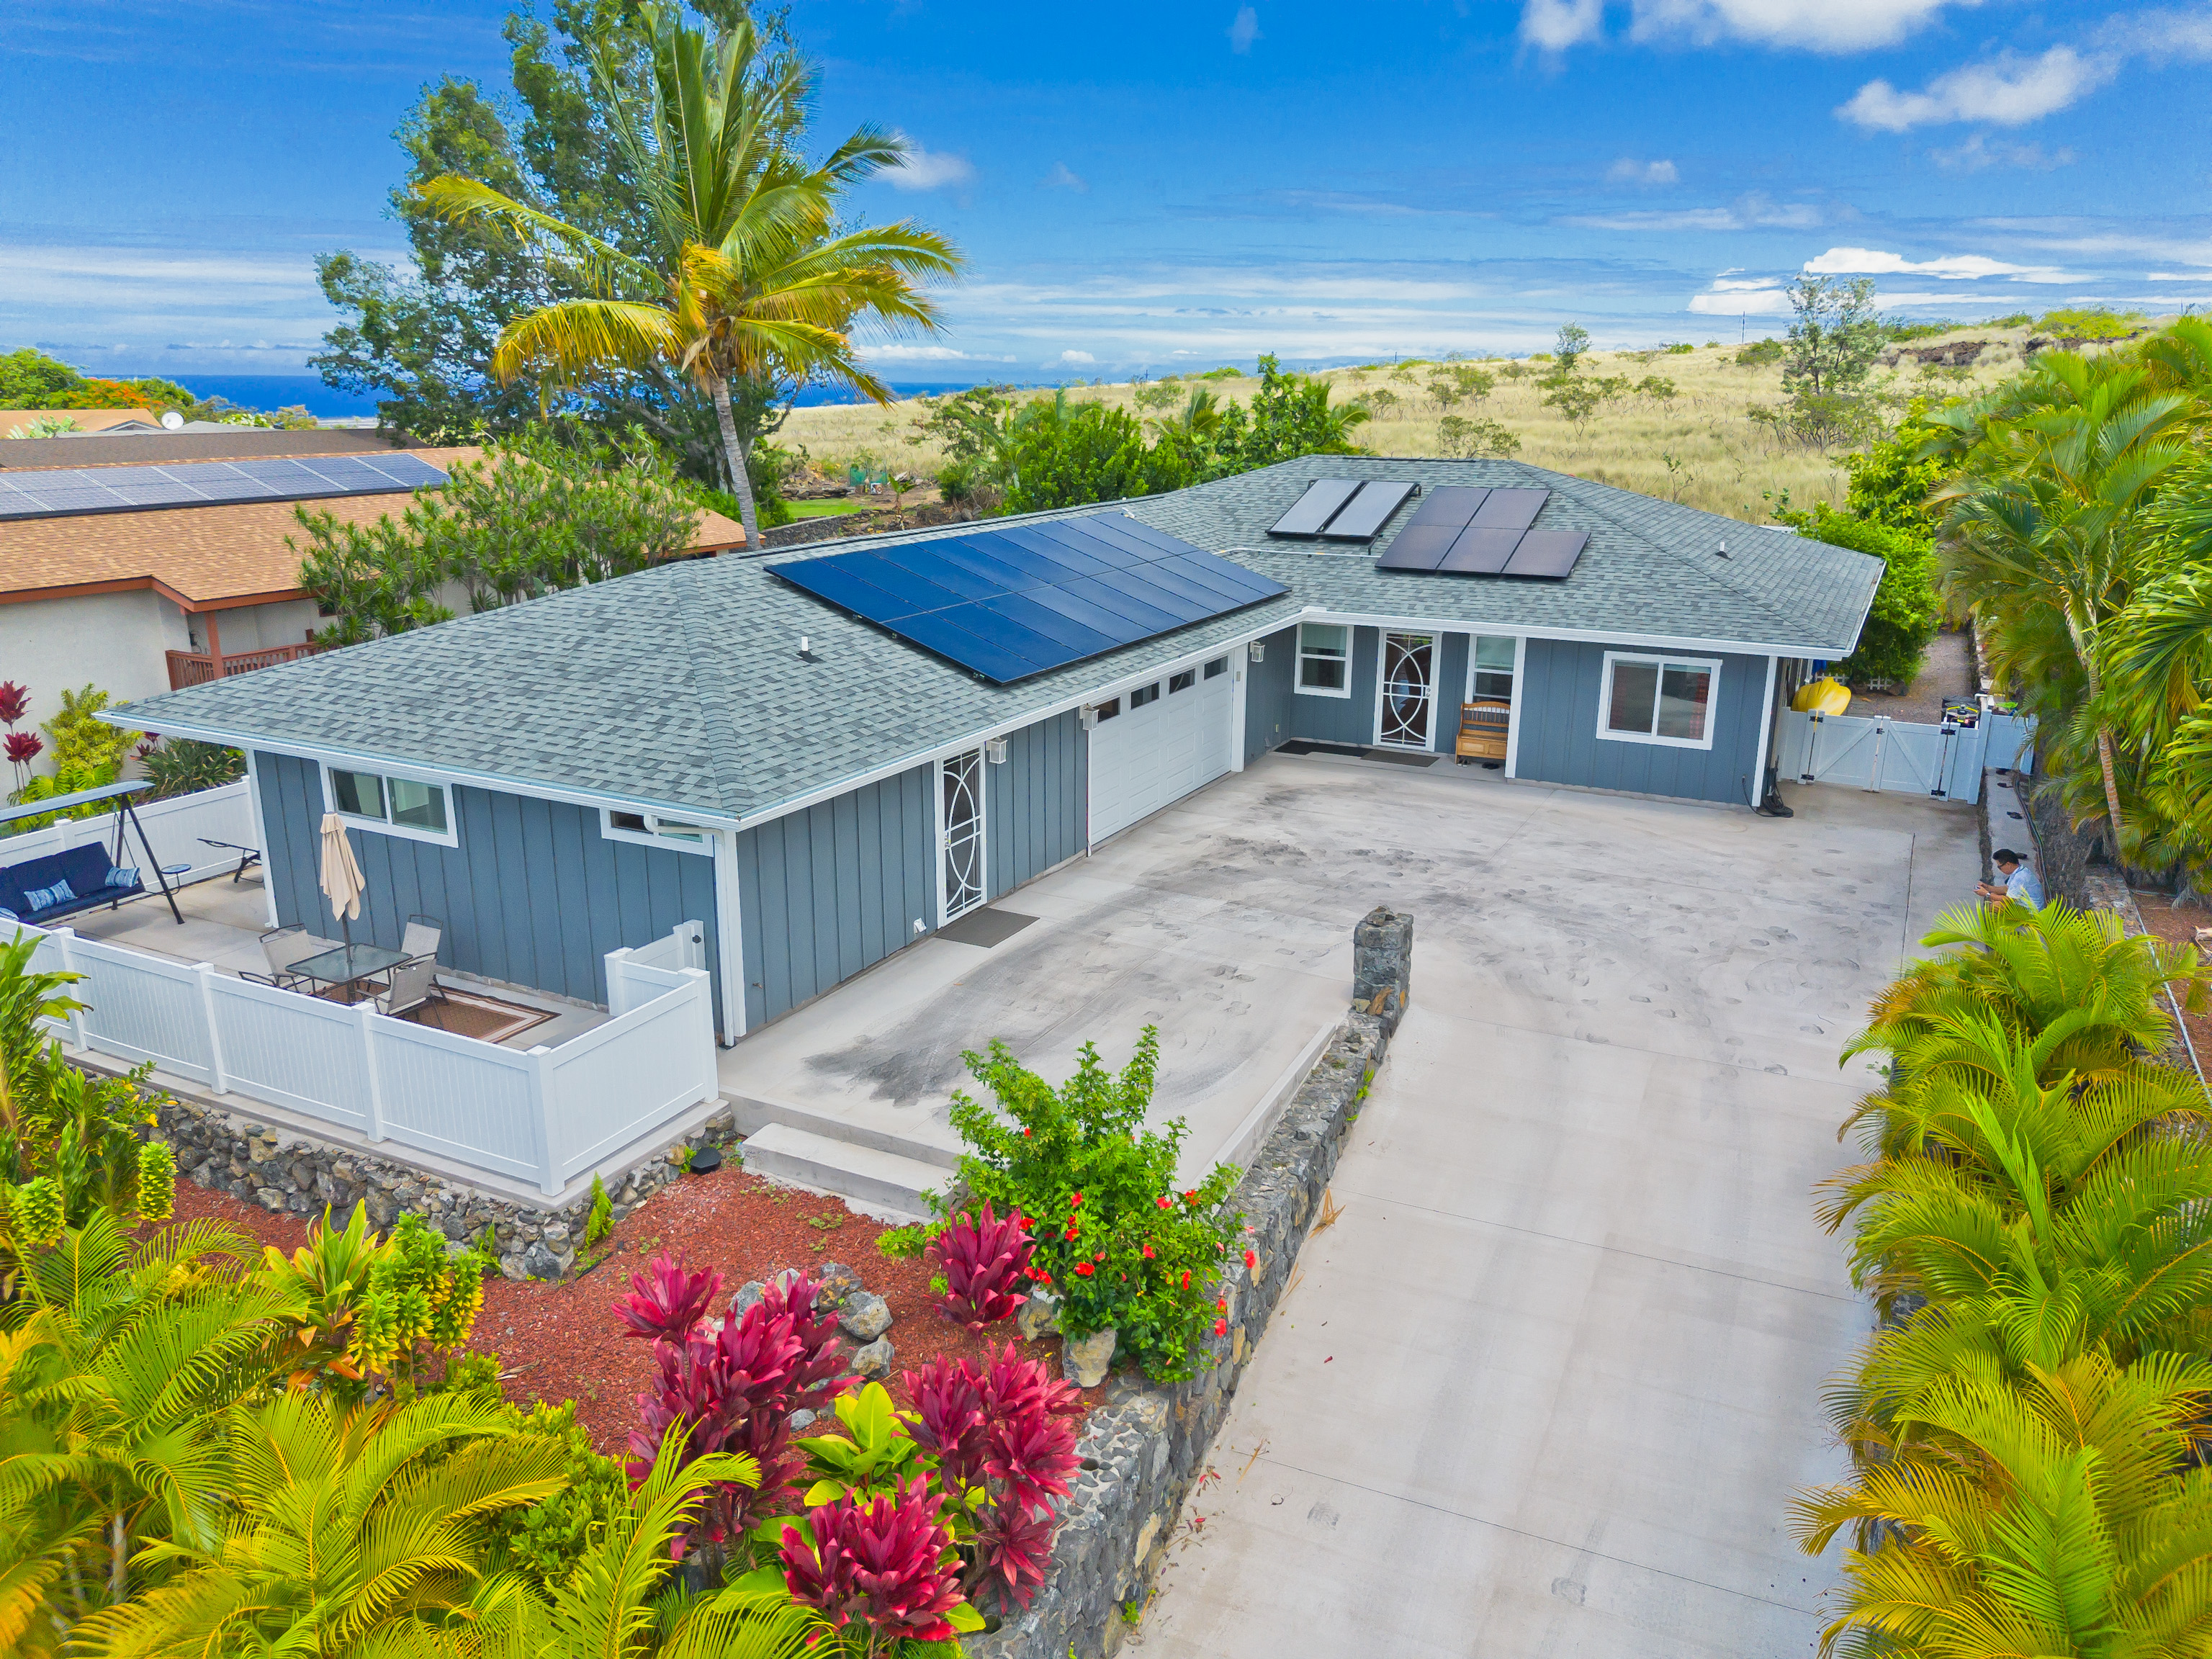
[1320,479,1417,540]
[1268,478,1362,537]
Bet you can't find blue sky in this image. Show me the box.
[5,0,2211,383]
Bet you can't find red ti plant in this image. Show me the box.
[925,1201,1034,1331]
[899,1342,1084,1613]
[778,1476,968,1648]
[0,683,29,728]
[619,1254,854,1562]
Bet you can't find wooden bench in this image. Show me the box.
[1455,700,1511,762]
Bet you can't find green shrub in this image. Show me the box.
[483,1398,631,1591]
[2036,307,2145,341]
[583,1172,613,1248]
[139,737,245,799]
[1736,338,1784,366]
[1987,312,2033,328]
[1785,503,1940,686]
[882,1027,1241,1381]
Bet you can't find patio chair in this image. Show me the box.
[377,956,447,1023]
[259,925,320,989]
[238,970,304,994]
[401,913,443,962]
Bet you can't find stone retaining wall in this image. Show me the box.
[153,1092,737,1280]
[969,1004,1394,1658]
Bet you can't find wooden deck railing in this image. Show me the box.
[165,642,321,691]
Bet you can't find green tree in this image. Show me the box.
[1206,354,1370,473]
[1553,323,1591,373]
[416,6,960,547]
[1001,395,1190,514]
[1782,275,1883,400]
[1784,503,1940,685]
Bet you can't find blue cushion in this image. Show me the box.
[24,879,76,912]
[104,866,139,890]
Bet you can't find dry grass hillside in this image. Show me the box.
[778,322,2052,523]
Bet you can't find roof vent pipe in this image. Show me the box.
[1716,540,1730,559]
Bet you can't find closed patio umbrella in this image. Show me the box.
[318,812,365,950]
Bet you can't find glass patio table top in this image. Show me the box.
[292,941,410,991]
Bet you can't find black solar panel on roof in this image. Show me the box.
[0,452,449,522]
[766,511,1288,685]
[1437,528,1524,575]
[1268,478,1362,538]
[1374,485,1487,570]
[1501,529,1589,580]
[1467,488,1549,531]
[1319,479,1419,541]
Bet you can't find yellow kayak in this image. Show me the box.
[1792,676,1851,715]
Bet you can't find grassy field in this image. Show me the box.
[776,322,2052,523]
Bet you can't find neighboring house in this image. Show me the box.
[2,408,178,438]
[112,455,1879,1048]
[0,439,745,751]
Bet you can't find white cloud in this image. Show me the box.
[1526,0,1981,53]
[1056,349,1096,365]
[1606,158,1680,185]
[885,134,976,192]
[1804,246,2074,282]
[1563,191,1825,231]
[1931,132,2077,171]
[1689,282,1793,315]
[1042,162,1089,193]
[1520,0,1604,48]
[1227,6,1262,53]
[1840,46,2109,131]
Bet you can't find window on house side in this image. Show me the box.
[1297,624,1351,697]
[1599,653,1718,748]
[1473,635,1516,701]
[329,768,453,840]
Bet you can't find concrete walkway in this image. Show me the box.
[1137,766,1977,1658]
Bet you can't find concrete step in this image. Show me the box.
[738,1123,949,1220]
[724,1092,962,1171]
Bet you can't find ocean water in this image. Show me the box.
[122,374,1021,419]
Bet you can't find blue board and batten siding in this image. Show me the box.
[987,709,1086,899]
[732,709,1088,1030]
[254,750,725,1028]
[1244,626,1297,762]
[1431,631,1470,755]
[1511,639,1771,804]
[1285,624,1380,747]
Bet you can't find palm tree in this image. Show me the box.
[418,5,961,548]
[1934,356,2195,838]
[1795,1346,2212,1658]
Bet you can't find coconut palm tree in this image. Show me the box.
[1934,356,2195,839]
[418,4,961,547]
[1796,1346,2212,1658]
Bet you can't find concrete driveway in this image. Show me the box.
[1082,755,1974,1659]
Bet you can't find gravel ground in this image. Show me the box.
[1849,627,1974,724]
[171,1164,1100,1451]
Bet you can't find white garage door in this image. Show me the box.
[1089,659,1238,843]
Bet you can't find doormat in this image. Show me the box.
[409,987,557,1044]
[937,908,1039,949]
[1278,740,1364,757]
[1364,750,1439,768]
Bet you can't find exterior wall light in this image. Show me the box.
[1248,640,1265,663]
[986,737,1009,764]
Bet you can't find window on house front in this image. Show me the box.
[1204,656,1228,678]
[1297,624,1351,697]
[1473,635,1516,701]
[1130,683,1160,709]
[328,766,453,841]
[1597,652,1720,750]
[1169,669,1196,693]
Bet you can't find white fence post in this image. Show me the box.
[51,928,86,1050]
[194,963,230,1094]
[527,1046,562,1196]
[606,948,634,1019]
[355,1002,387,1143]
[681,966,716,1102]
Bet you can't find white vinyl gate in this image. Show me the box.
[1089,665,1237,843]
[1775,708,2037,803]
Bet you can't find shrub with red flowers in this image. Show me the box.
[925,1200,1033,1330]
[881,1025,1241,1381]
[615,1254,851,1564]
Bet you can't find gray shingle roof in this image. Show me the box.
[117,456,1877,824]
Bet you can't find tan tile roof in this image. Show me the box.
[0,444,746,610]
[3,408,168,437]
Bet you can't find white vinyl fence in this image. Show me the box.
[24,919,718,1196]
[1776,706,2038,804]
[0,778,260,885]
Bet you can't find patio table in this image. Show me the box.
[291,942,410,1003]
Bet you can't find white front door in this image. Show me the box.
[1089,657,1238,844]
[938,748,986,921]
[1377,632,1436,750]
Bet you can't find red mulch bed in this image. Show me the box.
[2132,891,2212,1089]
[171,1166,1102,1452]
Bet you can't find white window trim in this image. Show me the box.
[321,763,459,848]
[600,806,715,856]
[1595,651,1723,752]
[1295,621,1354,700]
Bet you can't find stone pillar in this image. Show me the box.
[1352,907,1413,1030]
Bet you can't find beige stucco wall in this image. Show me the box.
[188,597,323,655]
[0,590,192,775]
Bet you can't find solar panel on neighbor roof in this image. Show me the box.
[1500,529,1590,580]
[1267,478,1363,538]
[0,452,450,522]
[766,511,1289,685]
[1319,479,1418,541]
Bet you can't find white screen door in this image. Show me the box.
[939,748,986,921]
[1377,632,1436,749]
